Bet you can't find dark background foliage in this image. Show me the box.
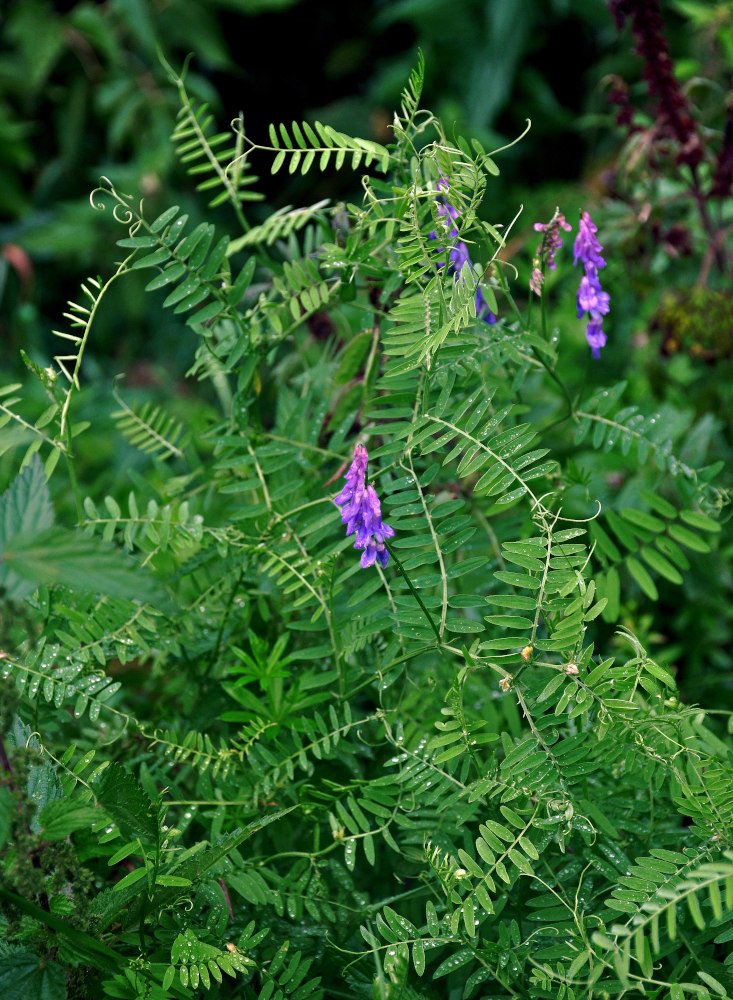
[0,0,620,365]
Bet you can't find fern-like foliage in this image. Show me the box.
[166,58,263,219]
[575,380,724,503]
[241,119,390,175]
[591,852,733,997]
[7,639,125,724]
[111,379,186,461]
[1,55,731,1000]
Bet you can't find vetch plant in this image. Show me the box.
[573,210,610,358]
[430,175,497,324]
[530,208,572,296]
[0,51,731,1000]
[333,443,394,568]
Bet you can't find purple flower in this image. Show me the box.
[533,210,572,271]
[573,211,606,270]
[429,176,496,324]
[334,444,394,569]
[573,210,609,358]
[576,271,610,316]
[585,317,607,357]
[530,209,572,297]
[529,266,544,296]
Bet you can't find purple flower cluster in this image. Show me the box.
[334,444,394,569]
[430,177,496,324]
[573,211,610,358]
[530,209,572,295]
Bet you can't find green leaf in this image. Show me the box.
[620,508,665,533]
[697,971,728,996]
[679,510,720,533]
[187,301,221,326]
[606,509,639,551]
[113,867,148,892]
[116,235,158,248]
[484,614,534,629]
[590,520,622,563]
[335,332,372,384]
[493,571,540,590]
[96,762,158,843]
[444,618,485,633]
[412,939,425,976]
[0,455,55,601]
[131,247,171,269]
[39,800,101,840]
[0,787,13,851]
[425,900,439,936]
[537,672,566,703]
[599,567,620,622]
[668,523,711,553]
[150,205,180,232]
[0,886,124,971]
[432,948,474,979]
[1,526,165,604]
[0,951,66,1000]
[107,842,141,866]
[639,489,677,519]
[95,808,296,928]
[626,556,658,600]
[640,546,683,585]
[500,805,525,828]
[687,889,705,930]
[7,718,62,832]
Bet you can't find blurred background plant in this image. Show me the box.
[0,0,619,373]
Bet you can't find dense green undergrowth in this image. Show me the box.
[1,49,732,1000]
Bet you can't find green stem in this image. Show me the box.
[384,542,442,644]
[539,279,549,343]
[497,264,576,417]
[530,342,575,416]
[65,427,83,523]
[209,564,246,674]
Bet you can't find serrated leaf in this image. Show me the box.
[1,526,164,604]
[0,951,66,1000]
[96,762,158,842]
[39,800,100,840]
[0,455,55,601]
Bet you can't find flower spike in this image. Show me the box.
[573,210,610,358]
[334,444,394,568]
[530,208,572,295]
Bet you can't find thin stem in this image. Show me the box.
[384,541,442,644]
[689,165,728,276]
[64,429,83,523]
[208,563,246,673]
